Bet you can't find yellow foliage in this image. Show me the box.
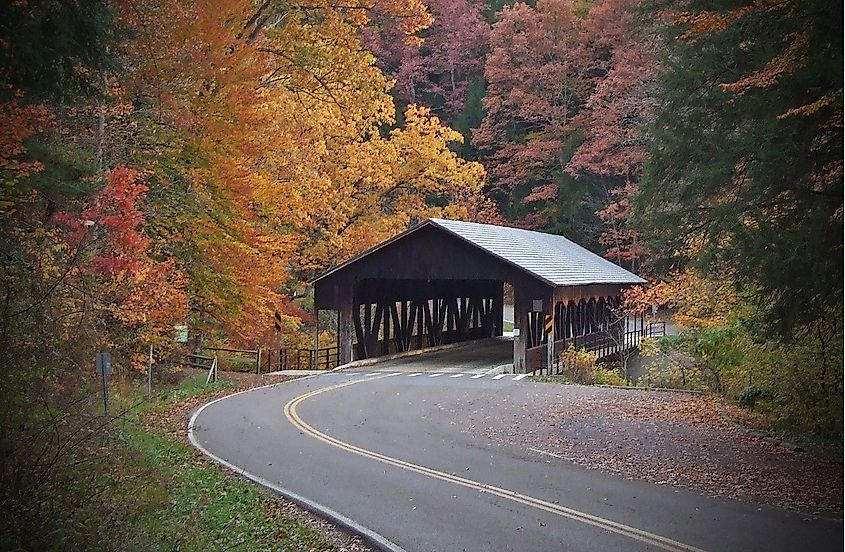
[624,268,737,328]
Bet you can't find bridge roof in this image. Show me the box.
[314,218,645,288]
[427,218,645,287]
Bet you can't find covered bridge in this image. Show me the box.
[312,218,650,373]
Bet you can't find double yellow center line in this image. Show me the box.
[284,376,706,552]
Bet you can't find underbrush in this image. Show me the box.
[531,346,627,387]
[1,374,338,552]
[640,321,843,448]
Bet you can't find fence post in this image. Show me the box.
[256,347,262,375]
[147,344,153,399]
[206,356,218,384]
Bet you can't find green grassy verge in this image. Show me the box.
[32,375,343,552]
[125,376,335,551]
[120,427,332,551]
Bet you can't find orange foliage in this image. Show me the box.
[105,0,485,346]
[0,101,53,201]
[54,168,188,365]
[624,269,737,328]
[675,0,784,41]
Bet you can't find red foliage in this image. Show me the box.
[474,0,586,219]
[475,0,656,265]
[567,0,658,179]
[364,0,490,118]
[54,168,187,351]
[54,167,150,275]
[596,183,645,270]
[523,183,559,203]
[0,101,54,180]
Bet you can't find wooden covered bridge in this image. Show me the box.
[312,218,661,373]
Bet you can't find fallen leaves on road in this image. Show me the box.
[472,387,842,516]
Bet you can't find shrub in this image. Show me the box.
[556,346,599,384]
[223,356,256,373]
[738,385,771,410]
[593,365,627,386]
[647,314,843,442]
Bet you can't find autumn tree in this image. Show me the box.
[636,0,843,337]
[631,0,842,437]
[565,0,659,271]
[98,0,487,348]
[364,0,490,121]
[474,0,590,232]
[474,0,656,257]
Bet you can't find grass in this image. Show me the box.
[154,371,238,404]
[120,426,332,551]
[19,374,344,552]
[503,321,514,332]
[123,375,336,551]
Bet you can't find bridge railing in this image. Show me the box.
[527,321,666,376]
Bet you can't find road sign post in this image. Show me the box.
[96,351,112,416]
[274,311,283,371]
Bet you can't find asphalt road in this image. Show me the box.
[190,359,841,551]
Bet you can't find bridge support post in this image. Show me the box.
[338,296,353,366]
[513,289,528,374]
[493,282,504,337]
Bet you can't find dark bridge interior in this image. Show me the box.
[351,278,503,360]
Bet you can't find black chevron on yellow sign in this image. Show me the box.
[544,314,553,335]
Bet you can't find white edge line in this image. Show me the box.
[528,447,565,460]
[492,374,507,380]
[512,374,528,381]
[187,378,407,552]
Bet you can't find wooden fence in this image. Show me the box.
[279,346,340,371]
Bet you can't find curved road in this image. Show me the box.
[189,361,840,551]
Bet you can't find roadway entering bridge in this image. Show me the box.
[189,355,841,552]
[355,338,513,375]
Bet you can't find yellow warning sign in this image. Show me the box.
[544,314,553,335]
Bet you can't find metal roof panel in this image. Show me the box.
[428,218,646,286]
